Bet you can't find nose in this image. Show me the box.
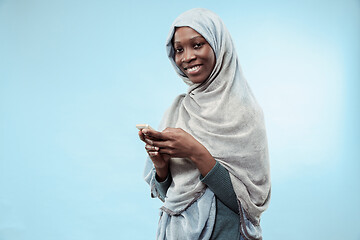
[182,48,196,63]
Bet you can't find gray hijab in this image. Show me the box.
[146,7,270,230]
[163,8,271,225]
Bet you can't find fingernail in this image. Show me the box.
[154,147,159,151]
[147,139,153,145]
[142,129,148,135]
[149,152,158,156]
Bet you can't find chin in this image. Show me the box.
[189,77,206,84]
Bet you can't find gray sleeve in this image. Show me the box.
[154,173,172,201]
[200,161,239,214]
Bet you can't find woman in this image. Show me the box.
[139,8,270,240]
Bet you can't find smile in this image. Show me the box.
[185,65,201,74]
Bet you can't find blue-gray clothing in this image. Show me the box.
[155,162,243,240]
[146,8,270,239]
[162,8,270,237]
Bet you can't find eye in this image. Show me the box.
[194,42,204,49]
[175,47,183,53]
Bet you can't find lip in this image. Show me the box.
[184,64,202,75]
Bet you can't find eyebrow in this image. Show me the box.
[173,35,204,44]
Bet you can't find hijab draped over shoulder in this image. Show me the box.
[144,8,271,239]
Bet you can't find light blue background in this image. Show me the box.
[1,0,359,239]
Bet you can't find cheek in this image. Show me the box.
[203,45,215,62]
[207,51,216,70]
[174,55,182,68]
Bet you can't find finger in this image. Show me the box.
[144,135,160,141]
[138,130,145,142]
[142,129,166,140]
[148,151,159,157]
[145,144,159,151]
[152,140,173,149]
[159,148,173,155]
[144,138,154,145]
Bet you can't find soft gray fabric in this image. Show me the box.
[143,8,270,240]
[164,8,271,225]
[155,173,172,201]
[144,156,216,239]
[157,188,216,240]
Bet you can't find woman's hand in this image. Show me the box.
[141,128,216,176]
[139,130,170,181]
[142,128,196,159]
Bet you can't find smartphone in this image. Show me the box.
[136,124,154,131]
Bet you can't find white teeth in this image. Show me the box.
[187,66,200,73]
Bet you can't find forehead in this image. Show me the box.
[173,27,205,44]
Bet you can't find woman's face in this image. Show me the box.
[173,27,216,84]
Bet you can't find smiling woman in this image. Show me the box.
[0,0,359,239]
[138,8,270,240]
[173,27,216,84]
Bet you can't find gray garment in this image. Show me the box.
[201,162,241,240]
[156,188,216,240]
[145,8,270,240]
[155,162,244,240]
[163,8,271,228]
